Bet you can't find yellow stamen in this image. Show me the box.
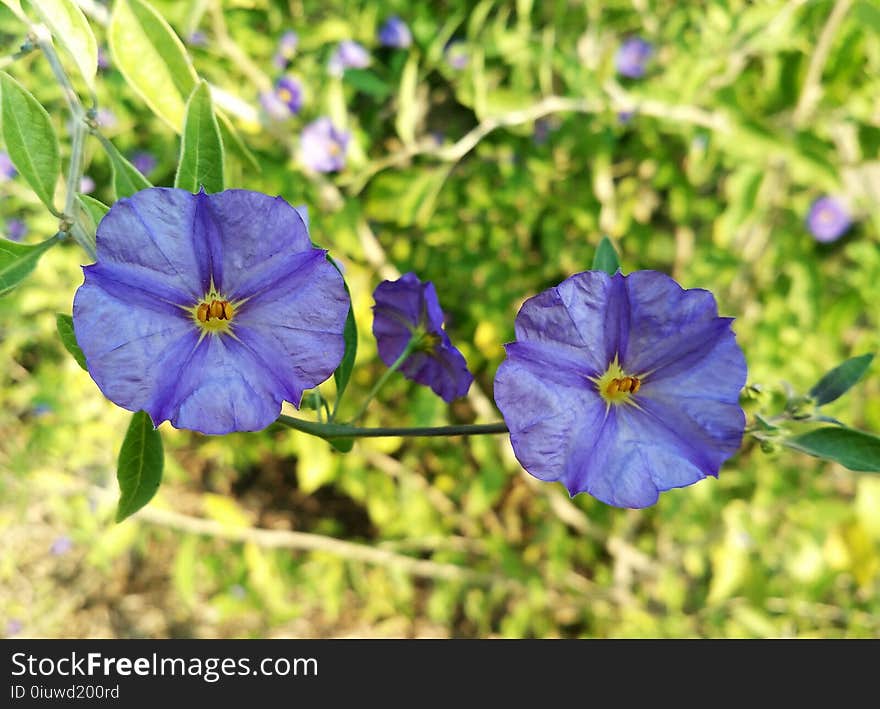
[191,293,236,335]
[589,354,644,406]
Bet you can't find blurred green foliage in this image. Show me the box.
[1,0,880,638]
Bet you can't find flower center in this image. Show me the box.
[591,355,643,405]
[191,291,236,335]
[278,88,293,104]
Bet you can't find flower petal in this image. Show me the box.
[401,344,473,402]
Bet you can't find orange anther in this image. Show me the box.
[606,379,620,396]
[223,301,234,320]
[196,303,210,323]
[631,378,641,394]
[209,300,225,319]
[619,377,633,393]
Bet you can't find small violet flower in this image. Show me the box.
[616,37,653,79]
[807,196,851,243]
[328,40,371,77]
[494,270,747,508]
[6,219,27,242]
[97,47,111,70]
[187,31,208,47]
[372,273,473,403]
[0,151,17,181]
[260,76,304,120]
[80,175,96,194]
[444,41,469,70]
[50,536,74,556]
[72,188,350,435]
[378,16,412,49]
[273,30,299,69]
[299,117,349,173]
[131,151,157,176]
[96,108,117,129]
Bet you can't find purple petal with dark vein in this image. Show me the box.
[81,263,192,314]
[422,280,447,333]
[230,248,326,306]
[203,191,312,295]
[400,343,473,402]
[372,273,424,327]
[502,340,595,389]
[192,189,225,293]
[95,188,208,301]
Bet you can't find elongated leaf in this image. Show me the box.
[1,0,26,21]
[809,354,874,406]
[784,427,880,472]
[0,72,60,211]
[55,313,87,370]
[116,410,164,522]
[592,236,620,275]
[0,235,59,297]
[77,193,110,225]
[29,0,98,92]
[98,135,152,199]
[175,81,225,193]
[395,53,419,146]
[331,273,357,411]
[344,68,391,99]
[108,0,198,132]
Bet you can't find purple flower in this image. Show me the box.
[187,31,208,47]
[97,47,111,70]
[6,219,27,242]
[80,175,95,194]
[617,110,635,125]
[444,41,469,70]
[0,151,17,181]
[50,535,73,555]
[96,108,117,129]
[299,117,349,173]
[5,619,23,636]
[616,37,653,79]
[131,151,157,176]
[494,270,747,508]
[807,196,851,243]
[72,188,350,435]
[378,16,412,49]
[328,40,371,76]
[273,30,299,69]
[260,76,303,120]
[372,273,473,403]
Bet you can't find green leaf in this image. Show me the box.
[98,135,152,199]
[344,68,391,99]
[108,0,198,132]
[395,53,419,146]
[0,235,59,297]
[784,427,880,472]
[116,410,164,522]
[55,313,87,370]
[328,437,354,453]
[0,0,26,21]
[0,72,61,212]
[28,0,98,92]
[175,81,225,193]
[331,266,357,417]
[592,236,620,275]
[77,193,110,226]
[809,353,874,406]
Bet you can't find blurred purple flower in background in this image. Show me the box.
[328,40,371,76]
[617,110,635,125]
[273,30,299,69]
[444,41,469,70]
[97,47,111,70]
[5,619,23,636]
[50,536,74,556]
[260,76,304,120]
[5,219,27,242]
[378,16,412,48]
[131,151,157,176]
[1,151,17,181]
[372,273,473,403]
[299,117,349,172]
[72,188,350,435]
[80,176,95,194]
[96,108,117,129]
[187,31,208,47]
[807,196,851,243]
[494,270,747,508]
[616,37,653,78]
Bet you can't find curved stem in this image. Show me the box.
[276,415,508,440]
[349,340,417,423]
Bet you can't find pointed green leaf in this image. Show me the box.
[55,313,87,370]
[0,72,60,212]
[1,0,27,21]
[331,267,357,415]
[116,410,164,522]
[29,0,98,92]
[592,236,620,275]
[175,81,225,193]
[108,0,198,132]
[784,426,880,472]
[0,235,59,297]
[809,353,874,406]
[98,134,152,199]
[77,193,110,226]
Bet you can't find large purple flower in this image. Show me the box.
[73,188,350,435]
[494,270,747,508]
[807,196,851,243]
[372,273,473,403]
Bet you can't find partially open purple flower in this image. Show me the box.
[273,30,299,69]
[6,219,27,241]
[260,76,304,119]
[616,37,653,79]
[73,188,350,435]
[328,40,371,77]
[807,196,851,242]
[494,270,747,508]
[0,151,17,181]
[378,16,412,48]
[372,273,473,403]
[131,151,157,176]
[299,117,349,173]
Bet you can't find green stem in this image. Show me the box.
[350,340,417,423]
[276,415,509,440]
